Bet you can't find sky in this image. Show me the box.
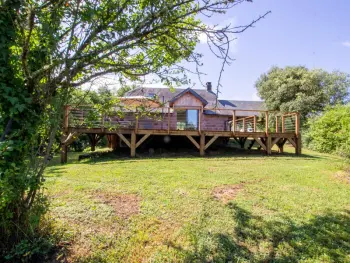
[180,0,350,101]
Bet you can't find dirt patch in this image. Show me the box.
[334,169,350,184]
[212,184,244,204]
[95,193,141,219]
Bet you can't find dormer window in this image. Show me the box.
[146,93,155,98]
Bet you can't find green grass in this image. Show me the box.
[45,147,350,262]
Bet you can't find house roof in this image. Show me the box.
[168,88,208,106]
[124,87,265,116]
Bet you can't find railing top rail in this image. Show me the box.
[65,104,298,115]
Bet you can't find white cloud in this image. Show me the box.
[341,41,350,47]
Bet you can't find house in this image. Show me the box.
[61,83,301,162]
[121,82,265,132]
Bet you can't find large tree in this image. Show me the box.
[255,66,350,121]
[0,0,269,256]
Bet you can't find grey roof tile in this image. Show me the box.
[125,87,265,116]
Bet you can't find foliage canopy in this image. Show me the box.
[0,0,268,258]
[255,66,350,121]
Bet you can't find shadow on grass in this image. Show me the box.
[172,204,350,263]
[55,147,325,166]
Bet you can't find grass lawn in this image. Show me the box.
[45,147,350,263]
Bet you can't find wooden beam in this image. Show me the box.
[117,133,131,148]
[239,137,247,148]
[131,131,136,157]
[186,135,200,149]
[271,137,281,147]
[277,138,287,153]
[200,134,205,156]
[204,135,219,150]
[60,132,80,164]
[61,144,68,164]
[254,138,267,151]
[287,137,297,148]
[265,111,269,134]
[266,135,272,155]
[136,134,151,148]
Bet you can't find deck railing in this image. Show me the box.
[64,105,300,135]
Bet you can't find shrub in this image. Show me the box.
[305,105,350,158]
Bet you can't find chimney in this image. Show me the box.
[206,82,212,92]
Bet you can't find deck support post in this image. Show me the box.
[88,133,103,152]
[111,135,118,150]
[61,144,68,164]
[131,131,136,157]
[200,133,205,156]
[295,134,302,155]
[277,138,287,153]
[266,135,272,155]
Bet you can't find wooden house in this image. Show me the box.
[61,83,301,162]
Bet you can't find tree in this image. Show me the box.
[255,66,350,121]
[305,105,350,158]
[0,0,269,257]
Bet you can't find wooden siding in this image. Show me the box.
[172,92,203,107]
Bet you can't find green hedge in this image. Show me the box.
[305,105,350,158]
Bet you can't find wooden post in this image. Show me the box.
[281,115,285,133]
[199,106,203,131]
[295,113,301,155]
[232,110,236,132]
[296,134,302,155]
[265,111,269,135]
[243,118,246,132]
[61,144,68,164]
[131,131,136,157]
[167,107,171,134]
[253,116,257,132]
[295,113,300,136]
[111,135,118,150]
[266,135,272,155]
[135,115,139,133]
[275,116,279,133]
[200,133,205,156]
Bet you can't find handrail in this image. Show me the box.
[64,105,300,135]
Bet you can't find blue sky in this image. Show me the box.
[187,0,350,101]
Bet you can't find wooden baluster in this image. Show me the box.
[275,116,279,133]
[282,115,285,133]
[265,111,269,135]
[168,107,171,134]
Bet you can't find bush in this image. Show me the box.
[305,105,350,158]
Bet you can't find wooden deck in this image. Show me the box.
[60,106,301,163]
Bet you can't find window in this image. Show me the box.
[176,109,199,130]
